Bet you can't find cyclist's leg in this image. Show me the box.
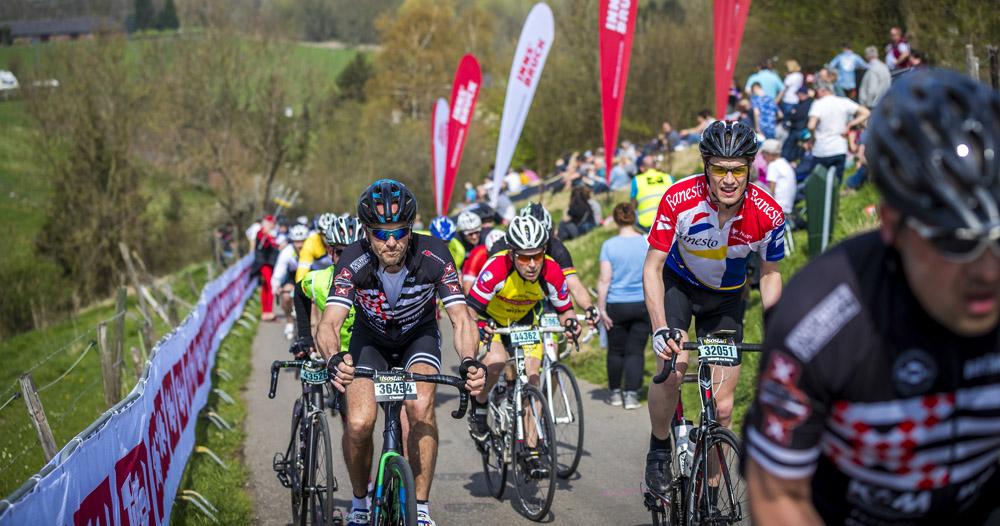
[401,327,443,502]
[523,338,545,447]
[693,290,745,429]
[342,331,387,503]
[648,271,692,441]
[475,336,508,405]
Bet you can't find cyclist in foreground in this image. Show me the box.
[743,69,1000,525]
[315,179,485,526]
[642,120,786,496]
[466,215,582,470]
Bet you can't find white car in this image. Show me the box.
[0,70,18,91]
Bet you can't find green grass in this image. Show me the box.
[0,101,47,266]
[564,178,881,431]
[0,263,213,497]
[171,295,259,525]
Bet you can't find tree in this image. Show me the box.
[134,0,156,31]
[156,0,180,31]
[337,52,373,103]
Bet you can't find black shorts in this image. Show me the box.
[663,268,745,342]
[348,322,442,372]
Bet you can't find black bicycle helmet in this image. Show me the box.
[866,68,1000,232]
[357,179,418,226]
[699,120,759,160]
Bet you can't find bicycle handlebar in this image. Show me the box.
[351,366,470,420]
[268,359,327,399]
[651,342,763,385]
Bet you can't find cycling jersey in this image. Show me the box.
[271,243,299,294]
[299,266,356,351]
[462,244,490,283]
[295,232,327,282]
[489,236,577,277]
[647,175,785,291]
[467,251,572,326]
[327,233,465,341]
[743,232,1000,525]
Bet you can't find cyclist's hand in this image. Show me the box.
[476,320,495,341]
[460,358,487,397]
[584,306,601,328]
[327,352,355,393]
[290,337,313,359]
[564,317,582,339]
[652,327,685,360]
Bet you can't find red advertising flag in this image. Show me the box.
[599,0,639,183]
[444,54,482,214]
[713,0,751,120]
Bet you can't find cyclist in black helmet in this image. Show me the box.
[744,69,1000,525]
[642,120,787,496]
[316,179,486,526]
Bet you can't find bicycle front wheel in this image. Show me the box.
[304,413,335,525]
[481,395,507,499]
[546,363,584,478]
[511,385,557,521]
[685,427,748,526]
[376,454,418,526]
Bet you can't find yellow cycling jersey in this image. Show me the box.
[467,252,572,325]
[295,232,327,282]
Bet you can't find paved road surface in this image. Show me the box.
[245,320,661,525]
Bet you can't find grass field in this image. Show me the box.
[563,167,880,431]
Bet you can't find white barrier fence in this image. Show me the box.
[0,255,256,525]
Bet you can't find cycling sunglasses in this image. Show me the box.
[907,217,1000,263]
[369,226,411,242]
[513,251,545,264]
[706,162,750,179]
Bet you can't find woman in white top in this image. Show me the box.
[777,59,804,117]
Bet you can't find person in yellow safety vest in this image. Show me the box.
[630,156,674,231]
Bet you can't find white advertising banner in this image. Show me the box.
[0,255,256,525]
[431,97,450,216]
[490,2,555,206]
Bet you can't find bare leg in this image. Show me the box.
[343,379,377,499]
[404,362,438,501]
[646,350,689,440]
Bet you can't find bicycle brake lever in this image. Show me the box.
[268,360,282,399]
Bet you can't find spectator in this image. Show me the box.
[761,139,797,220]
[885,25,912,70]
[520,165,540,184]
[253,215,279,321]
[597,203,650,410]
[678,109,714,145]
[776,59,804,118]
[844,126,870,192]
[751,82,779,139]
[658,119,682,151]
[630,156,673,231]
[910,49,927,69]
[559,186,597,240]
[781,86,813,162]
[828,43,868,99]
[734,98,754,130]
[464,182,477,204]
[744,60,784,100]
[858,46,891,108]
[504,168,524,194]
[817,67,846,97]
[608,155,632,191]
[807,80,871,185]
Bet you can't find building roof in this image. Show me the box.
[0,17,120,37]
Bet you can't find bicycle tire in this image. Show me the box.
[304,413,335,525]
[685,427,748,526]
[511,384,557,521]
[546,363,584,478]
[481,393,507,499]
[376,454,418,526]
[289,402,305,523]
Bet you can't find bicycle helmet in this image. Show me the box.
[346,216,365,243]
[519,202,553,231]
[316,212,337,233]
[456,210,482,232]
[288,224,310,242]
[699,120,759,160]
[324,216,360,246]
[429,216,457,241]
[866,68,1000,232]
[484,228,507,252]
[357,179,418,226]
[506,215,549,251]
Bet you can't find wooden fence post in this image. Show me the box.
[966,44,980,81]
[988,45,999,89]
[19,373,57,461]
[131,346,143,381]
[97,322,121,407]
[119,243,152,325]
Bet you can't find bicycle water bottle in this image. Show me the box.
[674,418,695,472]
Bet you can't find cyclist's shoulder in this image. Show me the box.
[744,183,786,229]
[335,241,372,279]
[301,232,325,257]
[539,256,569,285]
[660,175,709,209]
[409,233,458,273]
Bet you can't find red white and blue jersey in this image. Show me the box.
[647,175,785,291]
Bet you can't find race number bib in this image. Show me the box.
[373,371,418,402]
[509,328,541,346]
[697,338,741,366]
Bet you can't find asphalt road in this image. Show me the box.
[244,319,664,525]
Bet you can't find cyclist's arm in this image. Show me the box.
[565,274,592,310]
[315,305,349,359]
[293,285,313,339]
[746,462,822,526]
[759,260,782,311]
[643,248,669,330]
[444,303,479,361]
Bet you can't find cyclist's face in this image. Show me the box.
[706,157,750,207]
[463,229,481,245]
[512,249,545,281]
[883,206,1000,336]
[292,240,304,252]
[326,244,345,263]
[367,223,409,268]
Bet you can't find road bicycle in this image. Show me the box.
[643,331,759,526]
[476,322,569,521]
[269,357,341,525]
[538,312,589,478]
[351,365,470,525]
